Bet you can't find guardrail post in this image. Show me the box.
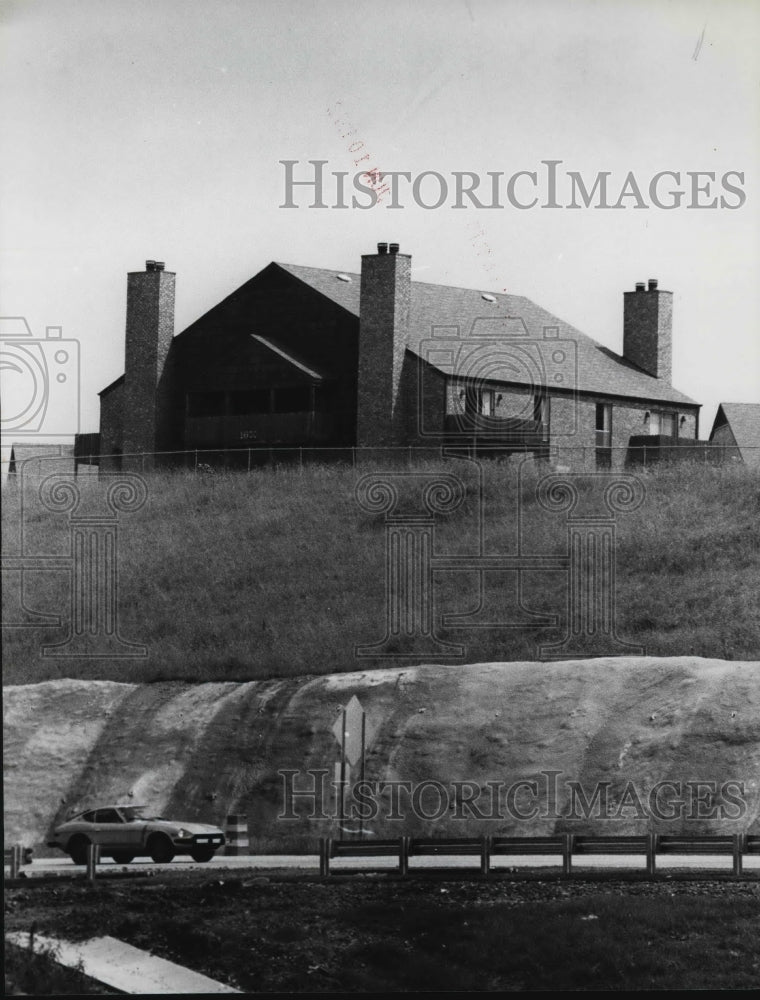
[399,836,409,876]
[9,844,21,879]
[481,835,491,876]
[651,833,659,875]
[86,843,100,883]
[319,837,329,877]
[563,833,572,875]
[733,833,743,877]
[646,832,655,876]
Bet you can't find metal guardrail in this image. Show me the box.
[319,833,760,877]
[3,845,33,878]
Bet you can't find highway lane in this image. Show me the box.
[8,853,760,878]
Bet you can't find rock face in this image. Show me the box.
[4,658,760,851]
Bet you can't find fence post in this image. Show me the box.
[194,450,198,471]
[399,835,409,876]
[563,833,572,875]
[651,833,658,875]
[319,837,329,877]
[86,843,99,883]
[733,833,742,877]
[247,449,251,473]
[9,844,21,879]
[646,832,655,876]
[481,835,491,876]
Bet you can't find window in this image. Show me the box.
[273,386,312,413]
[229,389,270,415]
[93,808,123,824]
[463,386,494,416]
[595,403,612,445]
[533,392,548,426]
[187,391,226,418]
[646,410,676,437]
[596,403,612,468]
[660,413,675,437]
[595,403,611,433]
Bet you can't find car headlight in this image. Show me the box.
[176,829,191,839]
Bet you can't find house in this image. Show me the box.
[709,403,760,468]
[96,244,700,471]
[4,443,75,483]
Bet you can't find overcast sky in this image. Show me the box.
[1,0,758,441]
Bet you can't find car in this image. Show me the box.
[47,804,226,865]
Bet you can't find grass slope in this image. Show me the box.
[2,460,758,684]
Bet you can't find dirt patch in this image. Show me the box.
[4,658,760,852]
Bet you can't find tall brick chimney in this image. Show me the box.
[356,242,412,448]
[122,260,175,468]
[623,278,672,382]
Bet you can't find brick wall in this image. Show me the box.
[548,392,699,469]
[122,268,176,469]
[99,381,124,472]
[623,284,673,383]
[356,250,411,448]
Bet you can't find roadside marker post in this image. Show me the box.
[86,844,100,883]
[224,815,250,856]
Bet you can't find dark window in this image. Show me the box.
[596,403,612,464]
[464,386,493,416]
[595,403,610,432]
[80,811,96,823]
[93,808,123,824]
[187,391,226,418]
[229,389,270,415]
[273,386,312,413]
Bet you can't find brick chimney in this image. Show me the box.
[623,278,672,382]
[356,242,412,448]
[122,260,175,468]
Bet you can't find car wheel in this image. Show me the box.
[68,835,90,866]
[148,834,175,864]
[111,852,135,865]
[190,847,216,863]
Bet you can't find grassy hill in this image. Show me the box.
[4,657,760,851]
[2,459,758,685]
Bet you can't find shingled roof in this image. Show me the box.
[276,262,698,406]
[710,403,760,466]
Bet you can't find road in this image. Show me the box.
[8,852,760,878]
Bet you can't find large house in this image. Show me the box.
[97,243,700,471]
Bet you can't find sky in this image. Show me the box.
[1,0,758,446]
